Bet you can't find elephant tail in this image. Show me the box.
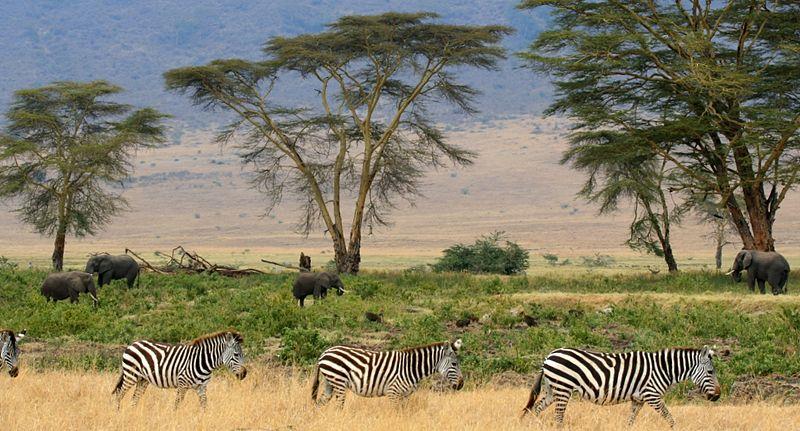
[310,364,321,402]
[521,370,543,418]
[136,268,141,288]
[112,373,124,395]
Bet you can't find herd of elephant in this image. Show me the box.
[37,249,791,311]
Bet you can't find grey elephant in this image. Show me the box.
[292,272,346,307]
[85,254,140,288]
[727,250,790,295]
[41,271,99,307]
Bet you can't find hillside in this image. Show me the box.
[0,0,551,127]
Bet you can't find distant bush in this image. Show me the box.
[432,231,529,275]
[580,254,616,267]
[0,256,18,270]
[542,253,559,266]
[348,278,382,299]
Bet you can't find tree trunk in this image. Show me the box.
[52,228,66,271]
[715,243,723,270]
[662,242,678,273]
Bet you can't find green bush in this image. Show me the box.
[432,231,529,275]
[277,327,328,365]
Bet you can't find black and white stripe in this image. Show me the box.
[0,329,25,378]
[112,331,247,409]
[311,339,464,406]
[521,346,721,428]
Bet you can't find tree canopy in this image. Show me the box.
[0,81,167,269]
[165,12,512,273]
[520,0,800,252]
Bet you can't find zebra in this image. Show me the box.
[521,346,721,428]
[311,339,464,406]
[1,329,25,378]
[112,330,247,409]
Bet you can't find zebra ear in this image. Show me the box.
[451,339,463,352]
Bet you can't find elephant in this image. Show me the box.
[41,271,99,307]
[727,250,790,295]
[292,272,346,307]
[85,254,140,288]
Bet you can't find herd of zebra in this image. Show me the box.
[0,326,721,428]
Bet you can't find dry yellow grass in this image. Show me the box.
[1,368,797,430]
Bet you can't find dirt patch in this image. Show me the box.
[730,374,800,404]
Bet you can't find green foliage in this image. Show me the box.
[432,231,529,275]
[519,0,800,251]
[0,256,18,270]
[277,327,328,366]
[542,253,559,265]
[1,267,799,399]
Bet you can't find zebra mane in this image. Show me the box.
[400,342,449,353]
[188,330,243,346]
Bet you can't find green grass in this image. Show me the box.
[1,268,799,399]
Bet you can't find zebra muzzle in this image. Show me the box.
[237,367,248,380]
[453,377,464,390]
[8,366,19,378]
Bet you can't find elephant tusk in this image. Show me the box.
[724,269,735,275]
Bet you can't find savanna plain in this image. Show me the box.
[0,269,799,430]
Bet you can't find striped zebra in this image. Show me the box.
[311,339,464,406]
[1,329,25,378]
[521,346,721,428]
[112,330,247,409]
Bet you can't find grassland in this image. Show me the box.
[2,269,799,395]
[1,369,798,431]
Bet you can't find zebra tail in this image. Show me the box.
[112,373,124,395]
[521,371,543,417]
[310,365,321,402]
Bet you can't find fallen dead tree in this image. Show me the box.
[125,246,267,277]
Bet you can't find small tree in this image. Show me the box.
[165,12,512,274]
[562,135,682,272]
[688,196,736,270]
[0,81,167,270]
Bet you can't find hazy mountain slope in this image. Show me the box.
[0,0,551,126]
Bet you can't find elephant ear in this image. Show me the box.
[742,251,753,269]
[98,257,113,274]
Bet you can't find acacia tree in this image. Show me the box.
[563,134,682,271]
[520,1,800,252]
[165,12,511,273]
[0,81,167,270]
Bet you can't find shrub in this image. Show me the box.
[277,327,328,365]
[432,232,529,275]
[0,256,18,270]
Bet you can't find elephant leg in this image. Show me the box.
[757,279,766,294]
[70,293,79,303]
[298,297,305,308]
[127,275,135,289]
[747,275,756,292]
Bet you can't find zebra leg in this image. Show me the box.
[627,401,644,426]
[532,379,555,416]
[646,398,675,428]
[195,384,208,409]
[114,376,137,409]
[174,388,188,410]
[332,383,347,408]
[552,390,572,427]
[130,380,149,406]
[317,380,335,406]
